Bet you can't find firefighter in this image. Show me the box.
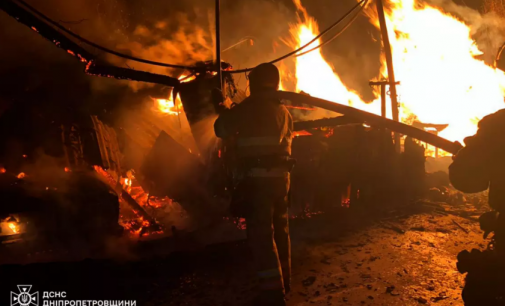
[449,109,505,254]
[449,109,505,305]
[214,63,294,306]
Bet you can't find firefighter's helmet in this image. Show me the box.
[249,63,280,91]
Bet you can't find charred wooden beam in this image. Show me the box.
[86,64,180,87]
[93,166,159,228]
[277,91,463,154]
[0,0,94,63]
[120,190,159,227]
[294,116,362,131]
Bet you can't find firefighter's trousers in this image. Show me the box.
[245,173,291,300]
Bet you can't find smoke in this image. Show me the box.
[428,0,505,64]
[111,11,216,92]
[189,115,221,158]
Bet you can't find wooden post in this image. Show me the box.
[380,83,386,118]
[369,80,399,118]
[376,0,401,152]
[215,0,222,92]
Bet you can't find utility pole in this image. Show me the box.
[375,0,401,152]
[380,82,386,118]
[369,80,399,118]
[215,0,222,92]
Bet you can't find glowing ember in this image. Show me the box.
[94,166,170,237]
[121,171,133,194]
[64,167,71,172]
[223,217,247,230]
[0,167,5,174]
[294,130,312,137]
[17,172,25,179]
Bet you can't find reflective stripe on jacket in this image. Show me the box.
[236,136,292,157]
[214,92,293,159]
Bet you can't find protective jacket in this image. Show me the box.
[449,109,505,212]
[214,92,293,162]
[214,91,293,305]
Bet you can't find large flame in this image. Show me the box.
[8,223,18,234]
[284,0,505,147]
[153,74,195,115]
[373,0,505,142]
[154,96,181,116]
[289,3,375,113]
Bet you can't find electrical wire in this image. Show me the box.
[15,0,200,70]
[295,0,368,57]
[229,0,366,74]
[15,0,364,73]
[222,36,256,53]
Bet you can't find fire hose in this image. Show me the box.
[277,91,463,155]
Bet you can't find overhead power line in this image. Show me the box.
[15,0,366,74]
[229,0,367,74]
[294,0,369,57]
[15,0,199,70]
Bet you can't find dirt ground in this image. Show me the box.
[0,199,489,306]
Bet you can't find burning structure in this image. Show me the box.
[0,0,498,243]
[1,0,505,303]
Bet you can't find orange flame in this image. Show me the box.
[282,0,505,155]
[285,3,380,115]
[17,172,25,179]
[8,223,18,234]
[153,74,192,115]
[369,0,505,143]
[94,166,170,237]
[154,97,181,115]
